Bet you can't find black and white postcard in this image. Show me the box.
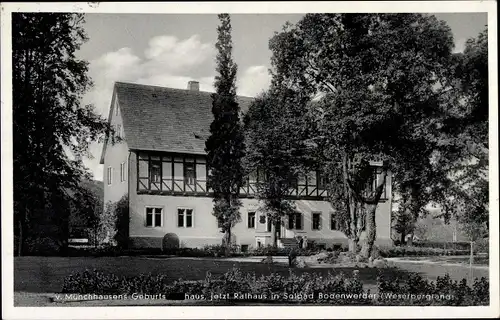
[1,1,498,319]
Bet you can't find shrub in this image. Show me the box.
[412,241,471,251]
[246,245,321,257]
[61,267,370,305]
[378,246,470,258]
[162,233,180,251]
[376,273,489,306]
[24,236,61,256]
[62,268,488,306]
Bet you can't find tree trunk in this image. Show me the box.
[275,218,281,247]
[407,231,414,246]
[225,226,231,257]
[358,168,387,259]
[348,238,358,254]
[271,221,277,247]
[18,219,24,257]
[360,204,377,258]
[469,241,474,284]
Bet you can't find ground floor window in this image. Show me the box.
[312,212,322,230]
[287,212,302,230]
[145,207,162,227]
[248,212,256,228]
[107,167,112,185]
[330,213,338,230]
[177,208,193,228]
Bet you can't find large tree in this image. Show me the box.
[269,13,456,257]
[438,28,489,260]
[205,14,246,256]
[244,87,314,247]
[12,13,111,256]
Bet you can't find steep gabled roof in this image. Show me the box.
[100,82,253,163]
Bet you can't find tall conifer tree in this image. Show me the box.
[205,14,245,256]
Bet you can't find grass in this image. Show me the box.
[395,255,489,266]
[15,256,409,294]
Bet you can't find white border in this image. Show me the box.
[1,1,498,319]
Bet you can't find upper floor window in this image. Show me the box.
[367,168,387,199]
[184,162,195,185]
[317,171,327,189]
[138,152,207,193]
[150,159,161,183]
[115,105,119,116]
[107,167,112,185]
[289,175,298,189]
[117,124,122,138]
[135,152,336,200]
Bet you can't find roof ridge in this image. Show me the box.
[114,81,255,99]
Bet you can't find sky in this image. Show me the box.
[77,13,488,181]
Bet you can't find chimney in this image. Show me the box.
[187,81,200,91]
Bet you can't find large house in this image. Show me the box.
[100,81,393,250]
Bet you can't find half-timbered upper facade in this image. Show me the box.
[100,81,393,250]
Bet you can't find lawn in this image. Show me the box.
[396,255,489,266]
[14,256,410,294]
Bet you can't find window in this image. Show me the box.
[367,168,387,198]
[312,212,321,230]
[266,216,272,232]
[138,153,149,190]
[107,167,112,185]
[150,160,161,183]
[145,207,162,227]
[248,212,256,228]
[115,105,119,116]
[257,168,266,183]
[259,214,266,224]
[178,208,193,228]
[317,171,327,189]
[249,170,257,183]
[120,162,126,182]
[217,217,224,228]
[184,162,196,185]
[330,213,338,230]
[307,171,316,186]
[288,213,302,230]
[289,175,298,189]
[117,124,122,138]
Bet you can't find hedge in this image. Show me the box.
[64,244,328,258]
[378,246,471,258]
[62,268,489,306]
